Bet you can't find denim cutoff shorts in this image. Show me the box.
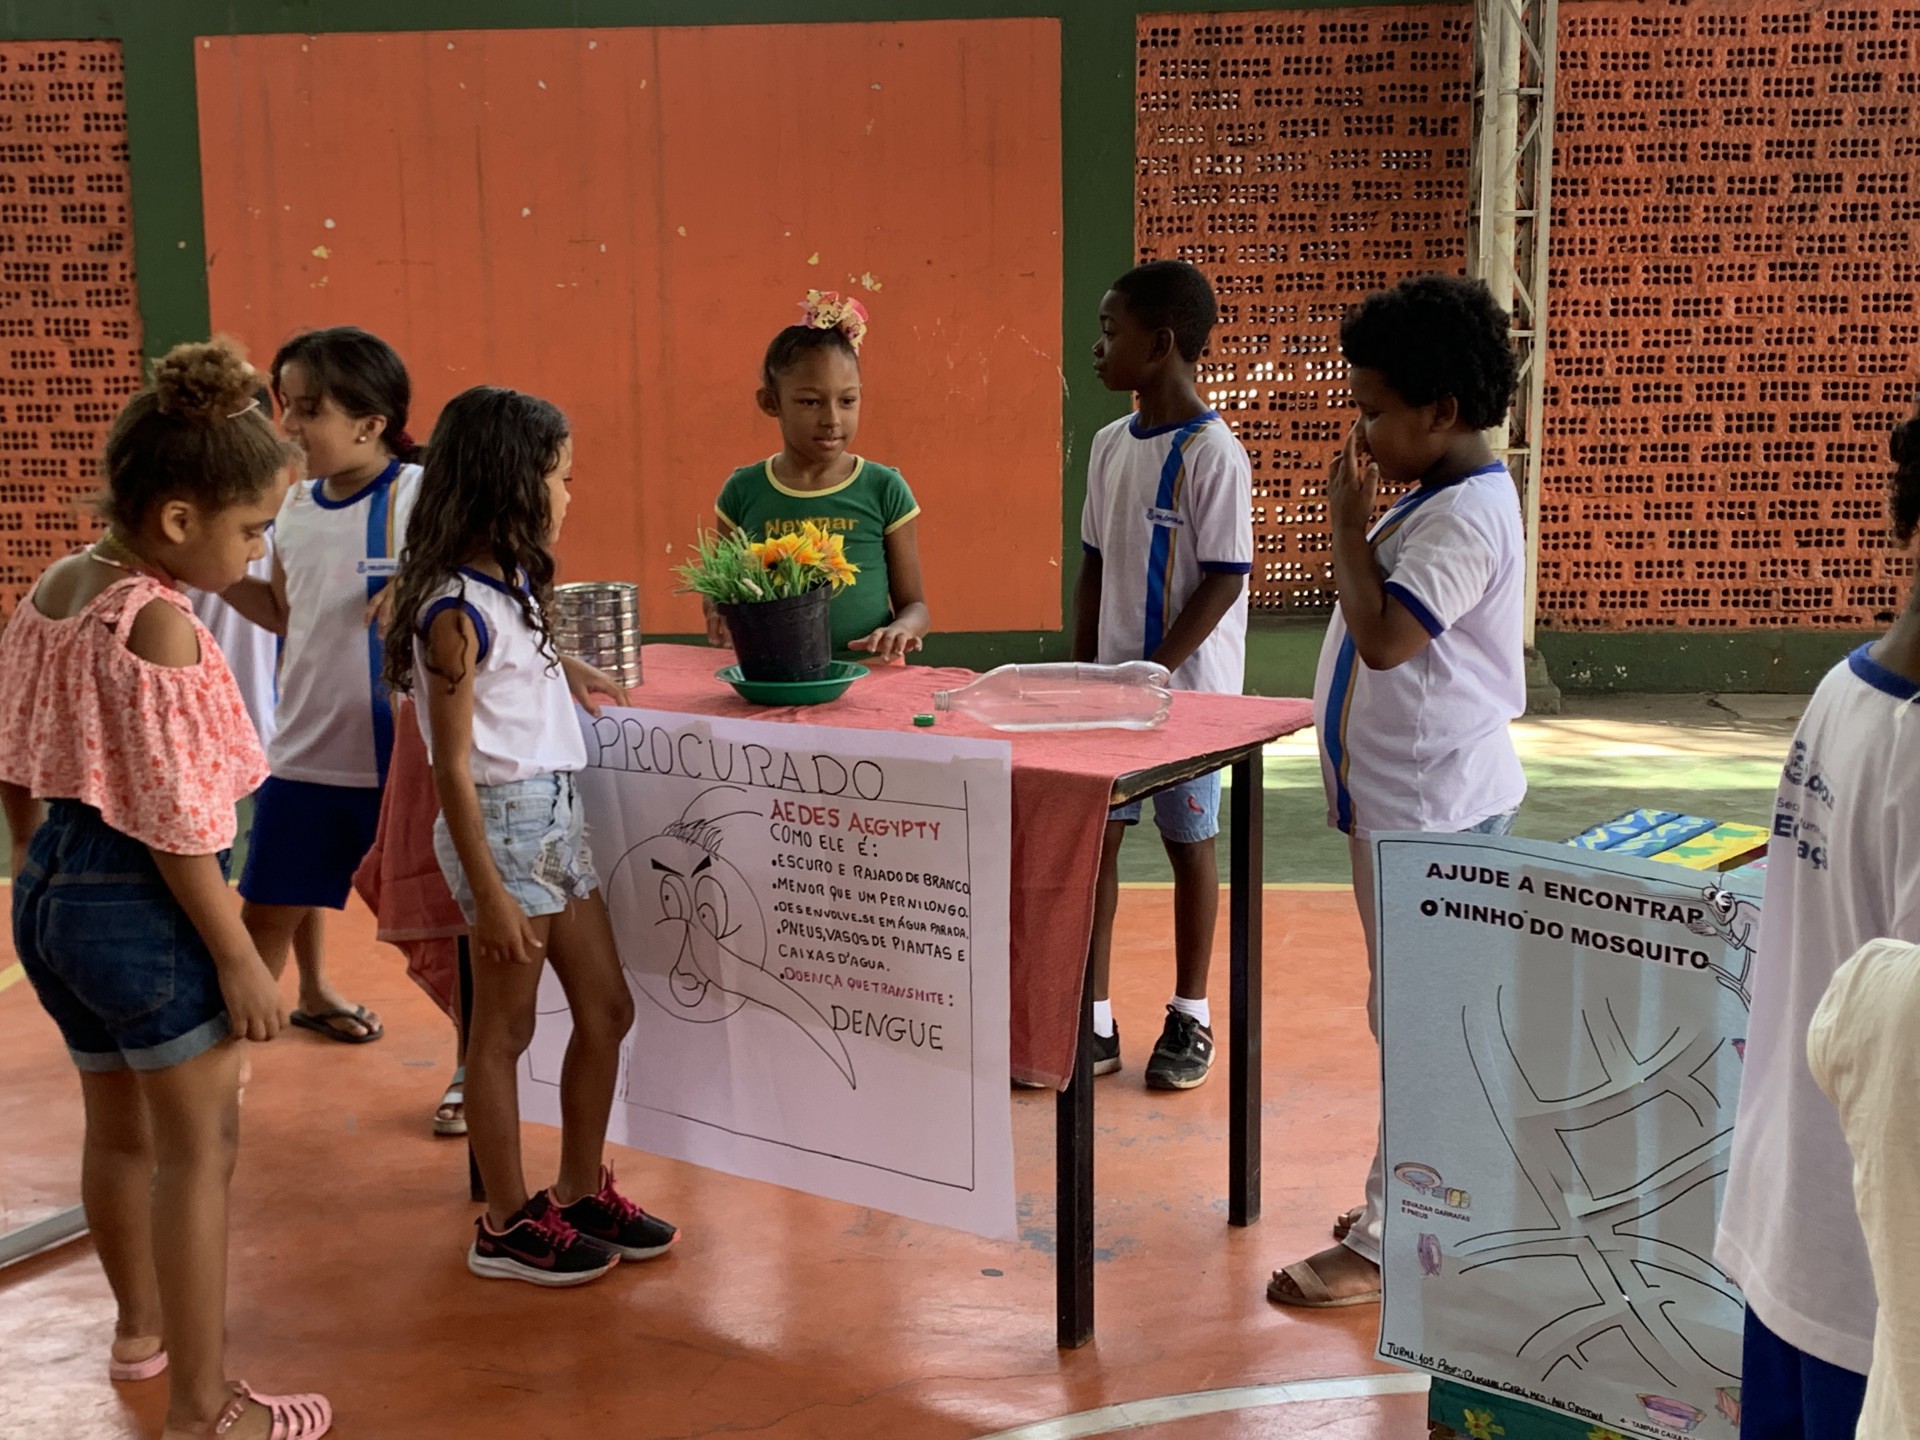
[13,801,232,1072]
[1110,771,1223,845]
[432,770,599,923]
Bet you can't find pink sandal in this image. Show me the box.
[213,1383,333,1438]
[108,1340,168,1382]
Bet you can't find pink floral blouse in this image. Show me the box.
[0,575,268,854]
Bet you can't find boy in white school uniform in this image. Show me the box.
[1715,405,1920,1440]
[1075,260,1253,1091]
[1269,275,1527,1308]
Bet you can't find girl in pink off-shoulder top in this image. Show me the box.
[0,339,334,1440]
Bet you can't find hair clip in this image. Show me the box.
[226,397,262,420]
[799,290,869,351]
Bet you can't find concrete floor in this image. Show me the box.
[0,694,1799,1438]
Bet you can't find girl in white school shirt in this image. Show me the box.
[221,327,422,1046]
[383,385,678,1287]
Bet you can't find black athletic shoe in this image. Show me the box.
[554,1166,678,1262]
[1013,1024,1122,1088]
[468,1193,619,1287]
[1145,1006,1215,1090]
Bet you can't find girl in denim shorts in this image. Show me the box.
[0,340,332,1438]
[383,386,676,1287]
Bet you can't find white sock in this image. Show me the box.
[1092,999,1115,1039]
[1169,994,1211,1028]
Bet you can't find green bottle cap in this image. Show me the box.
[913,713,936,727]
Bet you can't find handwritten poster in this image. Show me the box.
[520,707,1016,1239]
[1375,834,1761,1438]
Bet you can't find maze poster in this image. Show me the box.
[1376,834,1761,1437]
[523,707,1015,1239]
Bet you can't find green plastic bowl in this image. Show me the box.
[717,660,867,706]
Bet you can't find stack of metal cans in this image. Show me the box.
[551,581,641,689]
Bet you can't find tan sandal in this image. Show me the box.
[1332,1205,1364,1241]
[1267,1257,1381,1309]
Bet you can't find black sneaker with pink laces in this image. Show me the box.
[554,1166,678,1262]
[468,1193,619,1287]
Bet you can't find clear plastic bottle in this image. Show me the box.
[932,661,1173,732]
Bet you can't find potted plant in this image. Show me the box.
[677,522,858,683]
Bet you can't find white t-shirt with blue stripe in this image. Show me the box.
[1081,411,1253,696]
[267,459,422,788]
[1312,462,1526,835]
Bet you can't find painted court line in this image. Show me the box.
[0,963,22,994]
[974,1372,1429,1439]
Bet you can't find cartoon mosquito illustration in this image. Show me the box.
[607,785,856,1088]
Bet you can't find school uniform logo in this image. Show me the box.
[1145,506,1185,528]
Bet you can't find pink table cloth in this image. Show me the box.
[357,644,1313,1087]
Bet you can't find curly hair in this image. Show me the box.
[383,386,570,693]
[271,326,420,460]
[1110,260,1220,363]
[101,337,299,530]
[1891,406,1920,545]
[1340,275,1519,431]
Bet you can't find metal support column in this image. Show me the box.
[1468,0,1562,712]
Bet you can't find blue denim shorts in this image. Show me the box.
[432,770,599,924]
[13,802,232,1072]
[1110,771,1222,844]
[1463,809,1518,837]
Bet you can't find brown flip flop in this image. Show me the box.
[289,1005,383,1044]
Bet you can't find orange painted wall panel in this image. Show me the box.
[194,21,1063,635]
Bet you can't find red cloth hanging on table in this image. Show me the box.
[354,648,1313,1088]
[352,697,465,1022]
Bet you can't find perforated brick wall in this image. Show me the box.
[0,40,139,617]
[1542,0,1916,631]
[1138,3,1919,628]
[1136,7,1474,612]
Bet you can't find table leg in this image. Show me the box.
[1055,945,1096,1348]
[1229,752,1264,1227]
[457,936,485,1204]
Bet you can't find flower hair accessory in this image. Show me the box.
[799,290,869,351]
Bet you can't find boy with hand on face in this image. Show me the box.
[1269,274,1527,1309]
